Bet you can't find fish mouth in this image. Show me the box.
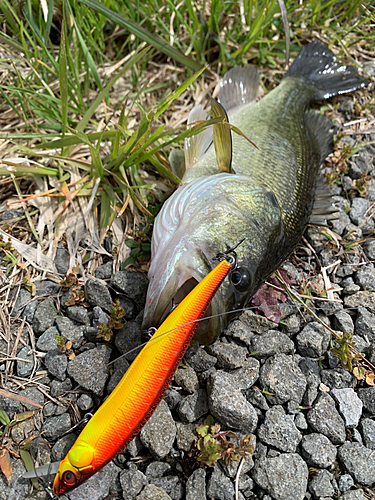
[142,249,224,345]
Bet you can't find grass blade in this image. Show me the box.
[78,0,206,74]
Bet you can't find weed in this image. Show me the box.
[97,299,126,342]
[193,415,255,468]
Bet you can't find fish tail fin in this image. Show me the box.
[284,41,368,100]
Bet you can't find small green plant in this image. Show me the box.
[194,416,254,468]
[97,299,125,342]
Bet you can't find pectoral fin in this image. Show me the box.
[184,105,212,171]
[211,98,233,174]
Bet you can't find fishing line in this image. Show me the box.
[108,301,311,366]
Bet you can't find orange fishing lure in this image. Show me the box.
[53,258,232,495]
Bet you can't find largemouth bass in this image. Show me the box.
[142,42,368,344]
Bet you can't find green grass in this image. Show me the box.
[0,0,373,257]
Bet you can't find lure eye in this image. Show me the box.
[230,268,251,292]
[62,471,77,486]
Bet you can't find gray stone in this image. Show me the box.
[174,366,199,393]
[50,378,72,397]
[107,357,129,394]
[206,342,247,370]
[136,484,172,500]
[186,468,206,500]
[309,470,334,499]
[227,357,260,390]
[42,413,71,440]
[56,315,85,346]
[1,209,22,220]
[207,465,234,500]
[224,320,254,346]
[23,299,38,323]
[341,489,367,500]
[208,371,258,432]
[280,313,303,336]
[360,418,375,449]
[344,291,375,312]
[66,305,90,325]
[363,240,375,260]
[115,322,143,361]
[259,354,307,405]
[164,388,184,411]
[92,306,108,326]
[32,298,56,333]
[239,310,278,333]
[44,349,67,381]
[184,345,217,371]
[178,389,208,423]
[294,413,308,430]
[352,334,371,355]
[307,393,346,444]
[54,246,70,275]
[34,280,60,296]
[332,310,354,333]
[331,388,363,428]
[338,474,354,492]
[85,278,113,312]
[301,433,337,468]
[145,461,170,478]
[66,462,121,500]
[120,469,147,499]
[252,453,308,500]
[258,406,302,452]
[140,400,176,459]
[355,306,375,342]
[67,345,111,396]
[0,456,30,500]
[111,269,148,306]
[296,322,330,357]
[77,394,93,411]
[358,387,375,415]
[51,433,77,462]
[36,325,59,352]
[175,422,197,452]
[321,368,354,390]
[16,345,37,377]
[11,288,32,316]
[250,331,294,359]
[350,197,369,225]
[126,436,143,457]
[338,441,375,486]
[18,386,44,411]
[355,264,375,290]
[148,474,182,500]
[95,261,113,280]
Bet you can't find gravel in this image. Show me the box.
[5,92,375,500]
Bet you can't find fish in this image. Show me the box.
[51,256,232,495]
[142,41,368,345]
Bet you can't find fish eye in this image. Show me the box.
[230,268,251,292]
[62,471,77,486]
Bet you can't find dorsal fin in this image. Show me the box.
[211,98,232,173]
[310,175,339,226]
[184,105,212,171]
[219,65,260,113]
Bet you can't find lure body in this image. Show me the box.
[53,258,231,495]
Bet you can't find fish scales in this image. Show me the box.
[142,42,368,345]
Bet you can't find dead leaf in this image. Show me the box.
[0,449,12,483]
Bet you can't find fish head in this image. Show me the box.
[53,444,94,495]
[142,173,284,345]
